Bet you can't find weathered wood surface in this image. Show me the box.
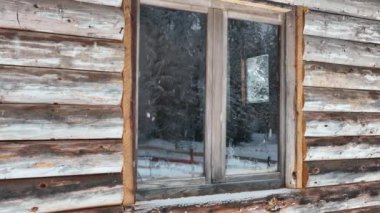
[305,112,380,137]
[306,136,380,161]
[282,183,380,212]
[0,66,122,105]
[304,87,380,113]
[61,205,123,213]
[74,0,123,7]
[305,11,380,44]
[334,206,380,213]
[0,29,124,72]
[136,182,380,213]
[304,36,380,68]
[140,0,290,14]
[264,0,380,21]
[0,0,124,40]
[295,7,305,189]
[136,188,295,210]
[209,8,227,183]
[0,174,123,213]
[0,104,123,141]
[122,0,137,206]
[306,159,380,187]
[304,62,380,91]
[284,9,296,188]
[0,140,122,179]
[137,178,282,201]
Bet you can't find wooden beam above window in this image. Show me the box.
[140,0,291,14]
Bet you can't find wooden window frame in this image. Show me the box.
[129,0,296,201]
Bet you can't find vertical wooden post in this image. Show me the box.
[284,9,296,189]
[295,6,306,189]
[210,8,228,183]
[205,8,214,184]
[122,0,137,206]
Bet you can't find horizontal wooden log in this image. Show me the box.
[304,87,380,113]
[0,104,123,141]
[0,140,122,179]
[0,0,124,40]
[335,206,380,213]
[0,29,124,72]
[140,0,290,14]
[0,174,123,213]
[305,112,380,137]
[272,182,380,212]
[74,0,122,7]
[136,182,380,212]
[306,136,380,161]
[304,35,380,68]
[304,62,380,91]
[0,66,122,105]
[140,0,380,21]
[306,159,380,187]
[305,11,380,44]
[265,0,380,21]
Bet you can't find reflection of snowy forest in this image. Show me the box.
[227,19,280,174]
[138,5,206,143]
[138,5,280,180]
[138,5,206,179]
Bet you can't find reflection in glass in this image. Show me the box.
[137,5,206,180]
[226,19,280,175]
[247,54,269,103]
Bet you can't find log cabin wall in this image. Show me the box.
[0,0,125,212]
[135,0,380,212]
[302,7,380,188]
[0,0,379,212]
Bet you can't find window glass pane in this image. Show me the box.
[226,18,280,175]
[138,5,206,180]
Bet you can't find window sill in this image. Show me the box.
[137,172,283,200]
[134,187,295,212]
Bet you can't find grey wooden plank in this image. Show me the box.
[306,136,380,161]
[74,0,122,7]
[0,65,122,105]
[0,0,124,40]
[304,35,380,68]
[304,62,380,91]
[307,159,380,187]
[210,8,227,183]
[0,29,124,72]
[0,140,122,179]
[304,87,380,113]
[205,8,215,184]
[305,112,380,137]
[0,104,123,141]
[265,0,380,21]
[284,9,297,188]
[305,11,380,44]
[0,174,122,213]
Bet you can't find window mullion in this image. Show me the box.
[205,8,214,184]
[209,8,228,183]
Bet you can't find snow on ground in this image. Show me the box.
[226,157,277,175]
[138,134,278,179]
[137,159,203,180]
